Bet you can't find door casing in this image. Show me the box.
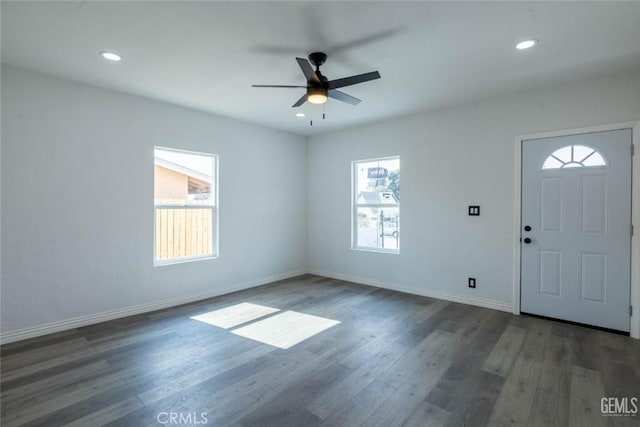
[513,121,640,338]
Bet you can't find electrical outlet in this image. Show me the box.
[468,277,476,288]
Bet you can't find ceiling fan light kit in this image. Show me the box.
[252,51,381,111]
[307,87,328,104]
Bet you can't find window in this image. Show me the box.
[154,147,218,265]
[542,145,606,170]
[352,156,400,252]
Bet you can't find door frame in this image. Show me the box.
[513,120,640,338]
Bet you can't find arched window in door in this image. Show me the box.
[542,145,606,170]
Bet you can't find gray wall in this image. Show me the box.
[307,71,640,309]
[1,65,307,335]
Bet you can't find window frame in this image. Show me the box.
[541,144,608,170]
[153,146,219,266]
[351,155,400,254]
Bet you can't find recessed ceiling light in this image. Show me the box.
[296,113,306,118]
[516,40,538,50]
[100,51,122,61]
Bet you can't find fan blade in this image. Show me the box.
[327,71,381,90]
[292,93,307,108]
[328,90,361,105]
[328,30,397,55]
[296,58,321,84]
[252,85,308,88]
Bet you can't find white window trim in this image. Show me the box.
[153,147,219,266]
[351,155,400,254]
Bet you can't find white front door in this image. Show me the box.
[521,129,632,332]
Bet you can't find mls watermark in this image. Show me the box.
[601,397,638,417]
[157,412,208,425]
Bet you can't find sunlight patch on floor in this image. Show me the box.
[190,302,280,329]
[231,310,340,349]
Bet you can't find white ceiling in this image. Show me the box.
[2,1,640,136]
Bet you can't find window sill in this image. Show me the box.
[351,247,400,255]
[154,255,218,267]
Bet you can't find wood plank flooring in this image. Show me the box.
[1,275,639,426]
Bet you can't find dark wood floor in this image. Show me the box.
[1,275,639,427]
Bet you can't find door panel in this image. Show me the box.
[580,252,606,303]
[521,129,631,332]
[581,175,607,234]
[541,178,563,232]
[539,250,562,296]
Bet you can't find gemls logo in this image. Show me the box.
[601,397,638,417]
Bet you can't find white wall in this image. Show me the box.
[1,65,307,339]
[307,71,640,311]
[3,64,639,343]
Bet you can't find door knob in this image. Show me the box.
[523,237,532,244]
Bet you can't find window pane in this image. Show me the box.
[356,207,399,250]
[563,162,582,168]
[551,146,572,163]
[154,148,215,206]
[355,157,400,204]
[572,145,594,163]
[155,208,215,260]
[542,157,563,169]
[353,156,400,252]
[582,152,606,167]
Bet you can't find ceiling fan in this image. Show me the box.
[252,52,381,108]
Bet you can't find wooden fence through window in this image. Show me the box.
[155,207,213,260]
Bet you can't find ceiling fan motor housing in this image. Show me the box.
[308,52,327,68]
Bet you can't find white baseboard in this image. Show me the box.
[1,267,513,345]
[0,269,306,345]
[308,269,513,313]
